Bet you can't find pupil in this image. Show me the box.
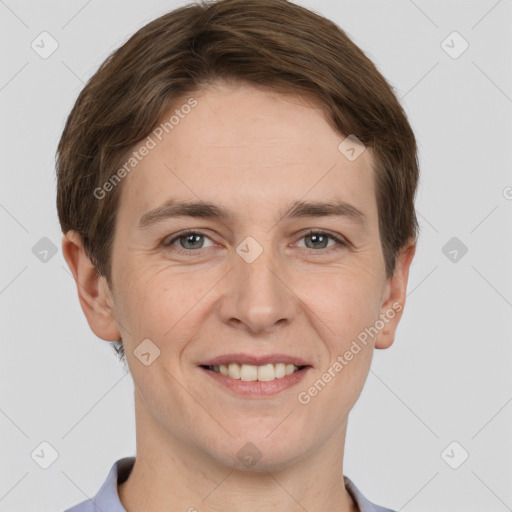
[308,233,327,249]
[184,234,202,249]
[180,233,328,250]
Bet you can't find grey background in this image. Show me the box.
[1,0,511,511]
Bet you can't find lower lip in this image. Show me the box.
[199,366,311,397]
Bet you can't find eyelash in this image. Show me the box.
[163,229,348,256]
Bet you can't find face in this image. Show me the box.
[66,81,414,471]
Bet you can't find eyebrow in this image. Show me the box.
[137,198,368,230]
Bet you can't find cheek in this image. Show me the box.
[301,268,381,337]
[117,269,210,348]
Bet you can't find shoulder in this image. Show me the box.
[63,457,136,512]
[344,476,396,512]
[64,501,95,512]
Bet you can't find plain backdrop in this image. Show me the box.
[0,1,511,511]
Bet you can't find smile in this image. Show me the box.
[203,363,306,382]
[199,363,311,397]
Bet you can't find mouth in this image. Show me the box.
[197,353,313,396]
[198,362,312,397]
[200,363,310,382]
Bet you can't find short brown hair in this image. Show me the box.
[56,0,419,362]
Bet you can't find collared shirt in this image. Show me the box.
[64,457,396,512]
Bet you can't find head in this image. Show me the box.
[58,0,418,470]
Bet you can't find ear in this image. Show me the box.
[375,238,416,349]
[61,230,121,341]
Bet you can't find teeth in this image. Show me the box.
[210,363,301,381]
[228,363,241,379]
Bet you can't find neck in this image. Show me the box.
[118,390,359,512]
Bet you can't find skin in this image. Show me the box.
[62,81,415,512]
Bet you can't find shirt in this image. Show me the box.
[64,457,396,512]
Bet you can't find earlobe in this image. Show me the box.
[375,239,416,349]
[61,230,121,342]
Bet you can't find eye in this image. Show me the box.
[163,230,215,254]
[162,229,348,256]
[295,230,348,253]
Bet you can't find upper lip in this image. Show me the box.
[199,353,312,367]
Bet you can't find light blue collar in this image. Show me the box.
[65,456,396,512]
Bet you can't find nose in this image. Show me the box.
[218,240,299,335]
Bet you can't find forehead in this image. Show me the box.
[117,82,377,228]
